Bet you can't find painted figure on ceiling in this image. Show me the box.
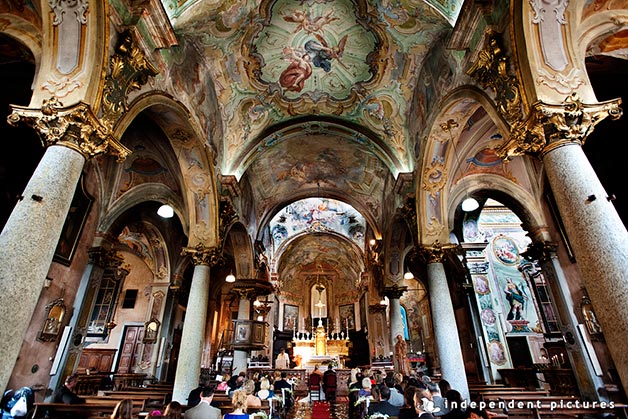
[279,47,312,92]
[304,34,348,72]
[282,9,339,35]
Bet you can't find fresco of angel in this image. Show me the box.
[282,9,339,35]
[304,34,349,72]
[279,47,313,92]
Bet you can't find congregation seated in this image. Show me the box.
[110,399,134,419]
[224,390,249,419]
[256,377,274,400]
[244,379,262,408]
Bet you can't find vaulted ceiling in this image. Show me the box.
[160,0,463,228]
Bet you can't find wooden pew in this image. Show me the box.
[31,402,143,419]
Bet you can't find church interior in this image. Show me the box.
[1,0,628,417]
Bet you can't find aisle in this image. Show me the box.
[291,399,348,419]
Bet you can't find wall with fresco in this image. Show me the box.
[464,199,546,380]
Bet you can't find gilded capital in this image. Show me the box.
[521,241,558,262]
[383,284,407,299]
[498,93,622,160]
[181,244,223,266]
[420,241,458,264]
[7,99,130,162]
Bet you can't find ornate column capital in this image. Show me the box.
[181,244,223,267]
[8,99,130,162]
[420,241,458,264]
[498,93,622,160]
[368,303,387,314]
[521,241,559,262]
[383,284,407,299]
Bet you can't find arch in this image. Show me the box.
[113,93,220,247]
[256,191,381,247]
[97,183,187,234]
[445,173,547,238]
[417,86,507,243]
[0,15,42,65]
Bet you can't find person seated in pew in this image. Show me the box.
[244,380,262,408]
[187,379,210,408]
[256,378,273,400]
[185,387,221,419]
[223,390,249,419]
[110,399,135,419]
[162,400,182,419]
[368,386,400,418]
[53,373,86,404]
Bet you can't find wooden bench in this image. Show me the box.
[31,402,142,419]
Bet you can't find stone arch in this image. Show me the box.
[417,87,509,244]
[0,14,42,65]
[112,93,220,247]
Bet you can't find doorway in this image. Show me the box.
[116,325,143,373]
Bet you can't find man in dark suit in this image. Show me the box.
[368,386,400,417]
[184,387,221,419]
[322,364,337,401]
[52,373,85,404]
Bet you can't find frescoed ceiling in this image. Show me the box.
[156,0,464,274]
[276,232,364,301]
[165,0,461,180]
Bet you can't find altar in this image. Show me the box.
[292,321,349,369]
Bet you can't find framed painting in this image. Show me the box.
[339,304,355,330]
[283,304,298,331]
[54,175,93,265]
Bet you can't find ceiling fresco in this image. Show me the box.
[276,232,364,301]
[241,130,388,223]
[166,0,460,177]
[269,197,366,250]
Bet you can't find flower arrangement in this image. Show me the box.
[354,395,373,407]
[251,411,269,419]
[368,414,389,419]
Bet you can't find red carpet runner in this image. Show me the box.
[311,401,331,419]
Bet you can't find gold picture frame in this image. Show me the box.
[38,298,66,342]
[143,318,160,343]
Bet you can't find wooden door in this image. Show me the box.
[116,326,142,373]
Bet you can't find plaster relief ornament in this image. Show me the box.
[49,0,89,74]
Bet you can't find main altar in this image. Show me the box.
[292,319,350,369]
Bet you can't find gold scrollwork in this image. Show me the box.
[467,31,523,125]
[101,31,158,129]
[8,98,130,162]
[422,158,447,198]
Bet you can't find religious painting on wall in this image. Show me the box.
[339,304,355,331]
[284,304,298,331]
[54,175,93,265]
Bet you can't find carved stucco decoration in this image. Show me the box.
[101,31,159,130]
[7,97,130,162]
[422,157,447,199]
[467,32,523,125]
[529,0,569,72]
[425,216,445,238]
[536,67,585,95]
[498,93,623,160]
[49,0,89,74]
[42,76,83,98]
